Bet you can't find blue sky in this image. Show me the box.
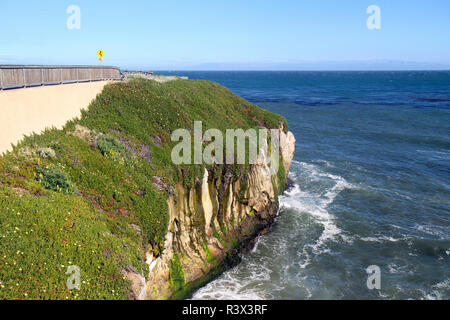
[1,0,449,70]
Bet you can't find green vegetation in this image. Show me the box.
[203,242,215,263]
[0,78,287,299]
[278,159,287,192]
[36,165,75,194]
[169,254,185,291]
[96,134,127,163]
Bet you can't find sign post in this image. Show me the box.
[97,50,105,63]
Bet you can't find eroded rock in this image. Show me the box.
[120,266,147,300]
[144,127,296,299]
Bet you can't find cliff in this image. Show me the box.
[0,77,294,300]
[145,128,295,299]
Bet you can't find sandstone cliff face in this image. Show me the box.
[139,128,296,299]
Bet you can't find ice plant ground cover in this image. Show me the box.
[0,78,287,299]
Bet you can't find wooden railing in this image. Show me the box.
[0,65,121,90]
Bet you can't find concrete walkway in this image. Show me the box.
[0,81,111,154]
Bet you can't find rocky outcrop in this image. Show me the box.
[280,129,296,174]
[143,127,296,299]
[120,266,147,300]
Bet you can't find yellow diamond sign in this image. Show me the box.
[97,50,104,58]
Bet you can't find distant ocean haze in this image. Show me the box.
[144,60,450,71]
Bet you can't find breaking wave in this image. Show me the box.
[192,160,355,300]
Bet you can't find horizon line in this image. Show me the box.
[147,69,450,73]
[1,64,450,72]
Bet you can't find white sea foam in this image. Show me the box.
[432,278,450,290]
[280,161,354,255]
[413,223,447,239]
[280,161,356,266]
[359,236,402,243]
[387,263,414,275]
[194,160,356,299]
[388,263,400,274]
[192,259,276,300]
[424,291,444,300]
[422,286,447,300]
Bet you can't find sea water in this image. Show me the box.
[161,71,449,300]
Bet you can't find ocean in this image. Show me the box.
[161,71,450,299]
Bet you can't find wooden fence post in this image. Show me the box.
[22,67,26,88]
